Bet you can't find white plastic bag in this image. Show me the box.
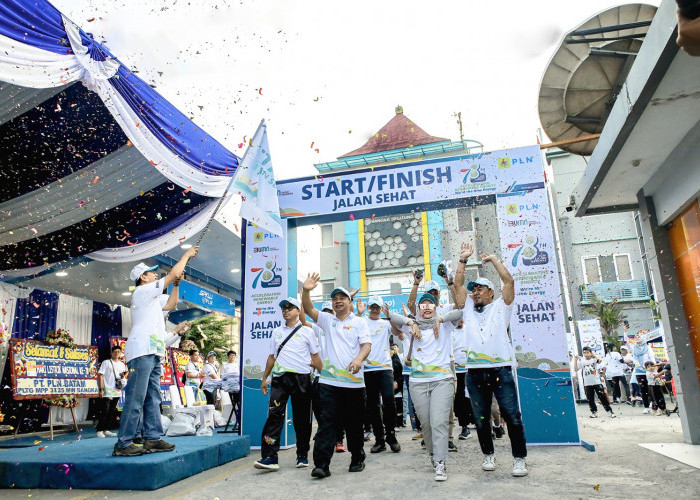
[166,409,198,436]
[161,414,172,434]
[196,424,213,436]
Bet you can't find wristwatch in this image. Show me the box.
[459,259,468,264]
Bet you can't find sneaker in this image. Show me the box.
[448,441,458,452]
[652,410,659,416]
[144,439,176,453]
[590,412,598,418]
[434,460,447,482]
[643,409,650,414]
[482,454,496,471]
[112,444,145,457]
[335,441,346,453]
[613,399,620,405]
[493,425,504,439]
[254,457,279,470]
[364,430,372,442]
[421,439,426,449]
[296,457,309,468]
[96,431,106,438]
[104,430,117,437]
[311,467,331,479]
[389,441,401,453]
[607,410,617,418]
[348,460,365,472]
[370,442,386,454]
[459,427,472,440]
[133,437,145,445]
[412,433,423,440]
[512,457,528,477]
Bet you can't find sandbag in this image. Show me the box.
[161,414,172,434]
[213,410,227,427]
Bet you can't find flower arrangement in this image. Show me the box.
[180,339,197,352]
[44,329,77,408]
[45,328,75,348]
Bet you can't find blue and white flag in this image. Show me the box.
[231,120,283,236]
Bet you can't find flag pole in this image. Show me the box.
[193,119,265,247]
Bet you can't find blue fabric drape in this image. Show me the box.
[12,289,59,340]
[91,301,122,361]
[0,0,69,54]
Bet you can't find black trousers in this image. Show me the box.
[650,385,667,411]
[313,383,366,469]
[228,391,241,428]
[635,375,651,408]
[204,389,217,406]
[584,384,612,413]
[364,370,397,444]
[454,372,475,427]
[260,373,313,460]
[96,397,119,431]
[607,375,630,401]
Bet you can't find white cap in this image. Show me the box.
[330,287,352,299]
[130,263,158,282]
[367,296,384,307]
[279,297,301,309]
[467,277,495,291]
[424,280,440,293]
[321,301,333,311]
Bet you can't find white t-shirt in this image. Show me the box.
[580,357,603,386]
[125,277,167,363]
[185,360,202,387]
[462,297,515,368]
[98,359,127,398]
[409,325,454,384]
[269,321,320,376]
[363,317,392,372]
[452,326,468,373]
[221,361,240,392]
[604,352,625,378]
[645,370,660,386]
[202,362,220,391]
[316,311,371,388]
[621,354,633,374]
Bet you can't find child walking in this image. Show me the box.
[645,361,669,416]
[574,347,616,419]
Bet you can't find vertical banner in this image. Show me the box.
[240,220,288,448]
[495,149,579,445]
[577,319,604,355]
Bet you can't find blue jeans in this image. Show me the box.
[466,367,527,458]
[117,354,163,448]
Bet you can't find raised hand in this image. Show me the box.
[381,304,391,319]
[460,242,474,261]
[410,322,422,340]
[411,268,423,284]
[402,303,411,316]
[356,297,366,316]
[303,273,320,291]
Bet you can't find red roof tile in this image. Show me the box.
[339,106,448,158]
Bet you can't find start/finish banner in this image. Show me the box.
[240,220,288,448]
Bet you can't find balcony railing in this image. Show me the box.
[580,279,650,304]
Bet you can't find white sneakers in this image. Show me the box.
[104,430,117,437]
[97,430,117,438]
[96,431,105,438]
[512,458,528,477]
[434,461,447,481]
[643,408,650,414]
[480,454,528,477]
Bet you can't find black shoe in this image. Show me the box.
[349,461,365,472]
[112,444,146,456]
[493,426,504,439]
[144,439,176,453]
[370,442,386,453]
[448,441,458,452]
[421,439,426,449]
[459,427,472,440]
[311,467,331,479]
[132,437,145,445]
[389,441,401,453]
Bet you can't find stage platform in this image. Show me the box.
[0,431,250,490]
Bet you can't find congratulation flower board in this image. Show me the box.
[9,338,100,400]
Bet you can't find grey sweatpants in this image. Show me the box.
[410,378,454,462]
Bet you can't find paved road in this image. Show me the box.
[6,403,700,499]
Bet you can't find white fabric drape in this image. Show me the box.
[0,81,66,126]
[55,294,93,345]
[0,33,81,88]
[51,400,88,424]
[0,146,165,245]
[120,305,131,338]
[88,199,219,262]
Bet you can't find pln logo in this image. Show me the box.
[499,156,534,168]
[511,235,549,267]
[460,164,486,183]
[506,203,538,214]
[506,204,518,215]
[498,157,511,169]
[250,261,282,289]
[254,232,264,242]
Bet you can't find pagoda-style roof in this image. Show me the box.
[339,105,448,158]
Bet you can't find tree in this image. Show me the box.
[586,298,627,349]
[182,313,236,362]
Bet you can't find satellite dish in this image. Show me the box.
[538,3,657,155]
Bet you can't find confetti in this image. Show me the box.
[92,176,99,184]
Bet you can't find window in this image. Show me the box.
[457,207,473,232]
[322,281,335,297]
[582,254,633,283]
[321,225,333,247]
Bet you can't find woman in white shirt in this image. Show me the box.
[221,350,241,430]
[202,351,221,406]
